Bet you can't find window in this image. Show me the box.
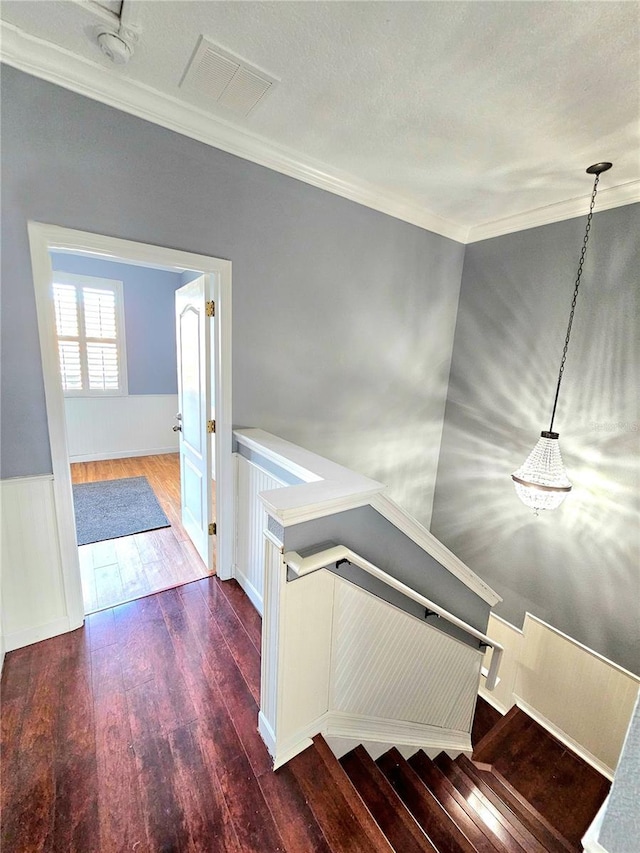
[52,273,128,395]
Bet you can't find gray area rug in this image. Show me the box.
[73,476,170,546]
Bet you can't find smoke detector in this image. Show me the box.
[97,30,132,65]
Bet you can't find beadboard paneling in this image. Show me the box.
[0,475,70,650]
[481,612,640,778]
[332,578,480,732]
[235,454,286,614]
[64,394,179,461]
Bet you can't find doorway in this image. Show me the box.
[29,223,233,628]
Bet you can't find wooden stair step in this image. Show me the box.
[435,753,572,853]
[408,751,524,853]
[457,757,576,853]
[288,738,393,853]
[340,746,437,853]
[471,705,531,765]
[377,748,477,853]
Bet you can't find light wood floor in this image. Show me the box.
[70,454,213,614]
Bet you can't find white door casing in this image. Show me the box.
[28,223,233,638]
[175,276,213,567]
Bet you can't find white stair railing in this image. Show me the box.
[285,545,503,691]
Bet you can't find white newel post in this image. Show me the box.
[258,528,286,760]
[258,523,336,769]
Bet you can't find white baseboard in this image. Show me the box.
[326,711,472,755]
[514,696,615,781]
[68,446,177,463]
[233,565,263,617]
[582,797,609,853]
[3,616,72,653]
[478,686,511,716]
[258,711,276,756]
[262,711,322,770]
[263,707,472,769]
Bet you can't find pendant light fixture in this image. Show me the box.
[512,162,612,513]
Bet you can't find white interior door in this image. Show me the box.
[175,276,213,567]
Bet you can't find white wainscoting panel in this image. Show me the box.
[280,569,335,738]
[332,579,481,732]
[234,455,286,615]
[64,394,179,461]
[260,532,285,741]
[259,553,482,769]
[480,612,640,779]
[0,476,71,650]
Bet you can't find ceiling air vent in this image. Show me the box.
[180,36,278,117]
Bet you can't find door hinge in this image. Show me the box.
[207,419,216,434]
[208,522,217,536]
[206,301,215,317]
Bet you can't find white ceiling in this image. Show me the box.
[1,0,639,242]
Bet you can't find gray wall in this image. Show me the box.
[600,691,640,853]
[0,67,463,528]
[431,204,640,675]
[284,504,491,643]
[50,253,183,395]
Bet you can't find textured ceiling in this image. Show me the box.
[1,0,638,237]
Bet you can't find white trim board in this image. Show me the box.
[68,447,177,463]
[64,394,180,461]
[513,696,615,782]
[27,224,233,651]
[236,428,500,606]
[478,611,640,780]
[3,21,638,245]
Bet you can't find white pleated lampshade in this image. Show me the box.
[511,431,572,511]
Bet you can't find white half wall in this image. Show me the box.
[64,394,179,461]
[234,453,287,614]
[0,475,72,653]
[480,612,640,780]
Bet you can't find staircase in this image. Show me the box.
[286,703,609,853]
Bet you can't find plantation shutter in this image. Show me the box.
[52,277,125,393]
[83,288,120,390]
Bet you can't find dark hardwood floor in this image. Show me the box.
[1,577,297,852]
[472,706,610,847]
[1,577,610,852]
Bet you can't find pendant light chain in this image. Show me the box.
[548,172,601,433]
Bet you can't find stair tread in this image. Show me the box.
[471,705,530,765]
[408,751,526,853]
[377,748,478,853]
[288,739,393,853]
[438,753,575,853]
[312,735,393,851]
[341,746,437,853]
[460,758,577,853]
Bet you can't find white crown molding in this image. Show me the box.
[467,180,640,243]
[0,21,466,242]
[2,21,638,245]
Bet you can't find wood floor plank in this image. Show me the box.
[86,608,118,651]
[3,636,67,851]
[196,716,286,853]
[200,578,262,703]
[51,631,100,853]
[218,577,263,653]
[70,454,210,614]
[168,723,243,853]
[94,691,147,852]
[176,582,273,777]
[256,762,333,853]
